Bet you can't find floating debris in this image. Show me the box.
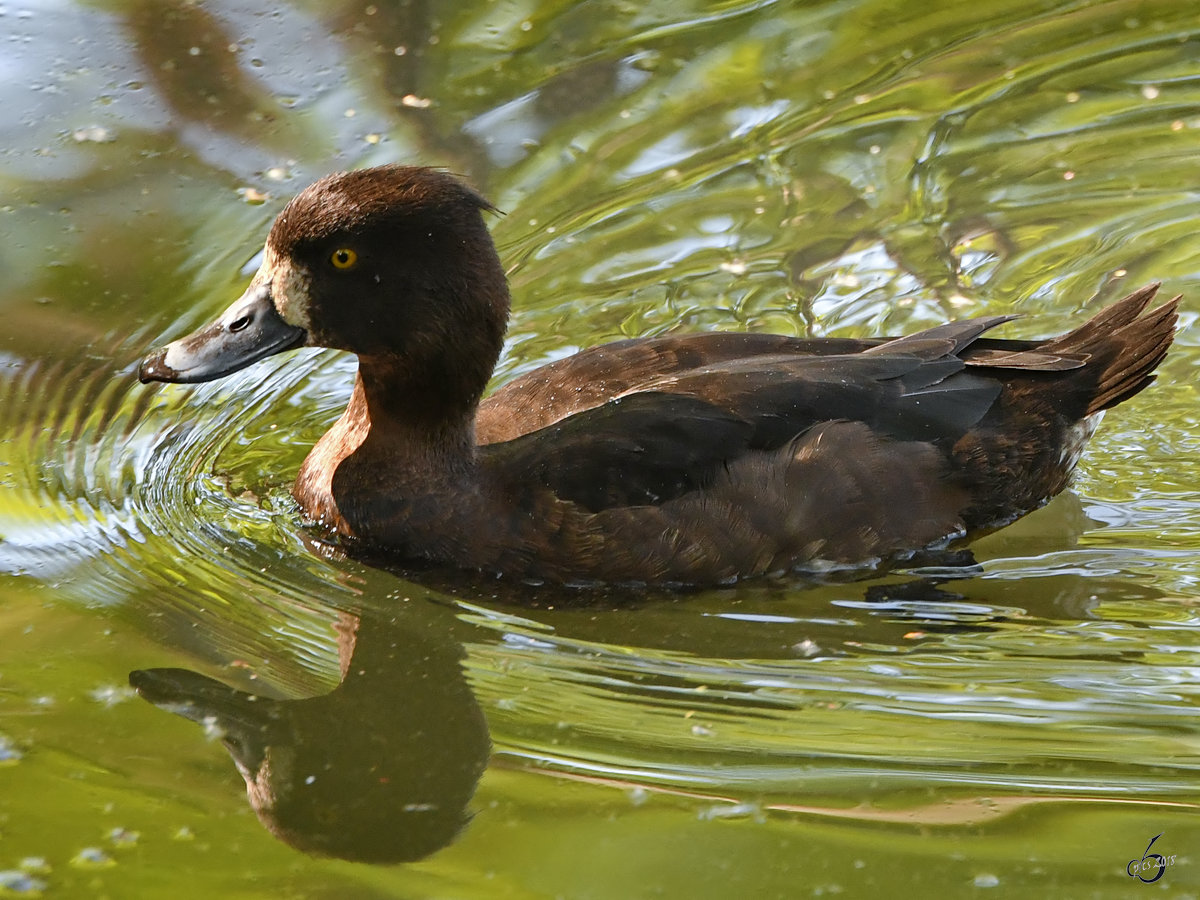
[697,801,764,822]
[0,735,22,765]
[108,828,139,848]
[88,685,134,707]
[69,847,114,869]
[0,870,47,894]
[792,639,821,658]
[238,187,269,205]
[71,126,115,144]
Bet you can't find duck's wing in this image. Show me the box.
[484,317,1016,512]
[475,316,1079,445]
[476,332,881,443]
[631,318,1018,447]
[479,288,1174,446]
[483,391,756,511]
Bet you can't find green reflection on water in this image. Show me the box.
[1,0,1199,896]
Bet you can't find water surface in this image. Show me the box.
[2,0,1199,896]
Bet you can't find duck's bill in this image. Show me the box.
[138,283,306,384]
[129,667,262,727]
[129,668,273,773]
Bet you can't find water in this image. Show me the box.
[2,0,1199,896]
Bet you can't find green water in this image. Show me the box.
[2,0,1200,896]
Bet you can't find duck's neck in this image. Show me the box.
[293,351,490,532]
[354,353,479,472]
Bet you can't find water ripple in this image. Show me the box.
[0,338,357,664]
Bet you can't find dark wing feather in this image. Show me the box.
[476,312,1139,445]
[636,348,1002,446]
[476,332,883,443]
[483,392,754,512]
[862,314,1016,356]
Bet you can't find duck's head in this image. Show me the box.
[139,166,509,409]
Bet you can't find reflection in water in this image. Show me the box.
[131,609,488,864]
[125,0,272,134]
[126,557,1186,872]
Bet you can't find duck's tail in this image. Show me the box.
[1040,283,1179,416]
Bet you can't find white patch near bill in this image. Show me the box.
[261,244,313,331]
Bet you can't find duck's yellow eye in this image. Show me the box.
[330,248,358,270]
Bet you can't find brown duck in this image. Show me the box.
[139,165,1178,585]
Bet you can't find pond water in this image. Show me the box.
[2,0,1200,896]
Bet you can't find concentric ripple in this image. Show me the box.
[0,335,361,687]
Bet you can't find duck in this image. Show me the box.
[138,165,1179,586]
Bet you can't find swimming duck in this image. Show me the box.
[139,165,1178,585]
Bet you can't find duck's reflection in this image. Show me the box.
[127,486,1153,865]
[129,610,488,864]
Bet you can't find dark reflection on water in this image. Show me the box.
[125,543,1180,866]
[131,605,489,864]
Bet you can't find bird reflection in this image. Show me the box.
[130,610,489,864]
